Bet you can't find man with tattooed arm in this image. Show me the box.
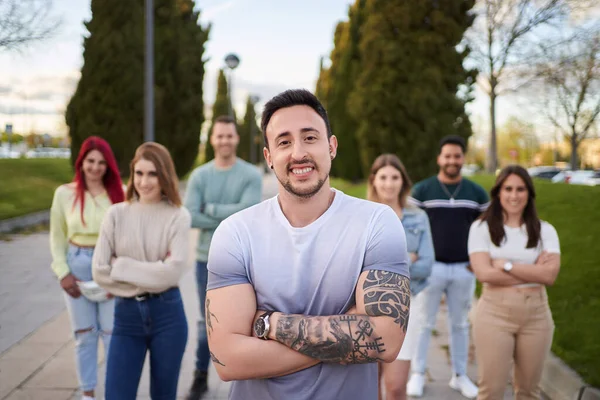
[205,89,410,400]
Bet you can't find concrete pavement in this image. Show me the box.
[0,172,514,399]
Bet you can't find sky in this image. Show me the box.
[0,0,523,140]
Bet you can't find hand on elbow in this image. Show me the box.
[543,274,558,286]
[380,334,405,363]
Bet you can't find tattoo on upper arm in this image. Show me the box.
[362,270,410,332]
[210,351,226,366]
[275,314,386,364]
[205,298,219,336]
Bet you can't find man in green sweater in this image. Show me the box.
[184,115,263,399]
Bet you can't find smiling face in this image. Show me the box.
[437,143,464,179]
[82,149,107,183]
[133,158,162,203]
[499,173,529,219]
[263,105,337,198]
[210,122,239,159]
[373,165,403,204]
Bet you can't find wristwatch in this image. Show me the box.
[254,311,275,340]
[503,261,514,272]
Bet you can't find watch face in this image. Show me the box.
[254,318,266,337]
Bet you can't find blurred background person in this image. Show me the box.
[367,154,434,400]
[184,115,262,400]
[92,142,191,399]
[468,165,560,399]
[49,136,124,400]
[407,136,488,399]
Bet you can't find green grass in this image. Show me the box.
[0,156,205,221]
[332,175,600,387]
[0,158,73,220]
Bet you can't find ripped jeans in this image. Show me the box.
[63,244,115,392]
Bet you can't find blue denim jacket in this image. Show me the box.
[402,206,435,295]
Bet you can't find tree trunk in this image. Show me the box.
[571,133,578,170]
[488,89,498,173]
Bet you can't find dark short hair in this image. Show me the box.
[439,135,466,154]
[261,89,332,149]
[212,115,237,135]
[214,115,236,125]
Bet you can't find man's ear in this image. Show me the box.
[263,147,272,169]
[329,135,338,160]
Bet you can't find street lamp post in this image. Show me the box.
[144,0,154,142]
[224,53,240,117]
[249,95,260,165]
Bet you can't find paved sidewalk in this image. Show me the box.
[0,173,514,399]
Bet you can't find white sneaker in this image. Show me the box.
[449,374,478,399]
[406,372,425,397]
[82,397,95,400]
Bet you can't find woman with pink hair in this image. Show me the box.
[49,136,124,400]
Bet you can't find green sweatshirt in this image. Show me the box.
[184,159,263,262]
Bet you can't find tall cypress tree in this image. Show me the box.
[154,0,209,177]
[66,0,210,177]
[349,0,476,181]
[205,69,230,162]
[324,0,366,181]
[238,96,261,164]
[315,56,329,104]
[66,0,144,175]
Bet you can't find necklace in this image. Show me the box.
[438,178,462,205]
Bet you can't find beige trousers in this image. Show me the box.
[473,287,554,400]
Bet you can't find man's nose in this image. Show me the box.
[290,141,308,161]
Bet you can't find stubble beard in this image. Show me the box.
[276,165,329,199]
[442,164,462,179]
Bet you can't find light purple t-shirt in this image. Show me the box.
[207,189,409,400]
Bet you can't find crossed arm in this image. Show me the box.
[206,269,410,382]
[184,172,262,230]
[470,251,560,287]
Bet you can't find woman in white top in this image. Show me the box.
[468,165,560,399]
[92,142,191,399]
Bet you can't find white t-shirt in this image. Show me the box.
[206,188,409,400]
[468,219,560,287]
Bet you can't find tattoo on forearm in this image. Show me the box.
[363,270,410,332]
[206,298,219,336]
[210,351,226,366]
[275,314,386,364]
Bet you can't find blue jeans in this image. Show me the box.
[412,261,475,376]
[195,261,210,371]
[64,244,114,392]
[105,288,188,400]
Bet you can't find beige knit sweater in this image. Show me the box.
[92,200,191,298]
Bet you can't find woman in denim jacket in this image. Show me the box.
[368,154,435,400]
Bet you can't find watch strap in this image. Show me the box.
[258,310,274,340]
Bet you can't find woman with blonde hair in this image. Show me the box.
[468,165,560,399]
[367,154,435,400]
[93,142,191,399]
[50,136,124,400]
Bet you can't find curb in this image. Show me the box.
[0,210,50,233]
[541,352,600,400]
